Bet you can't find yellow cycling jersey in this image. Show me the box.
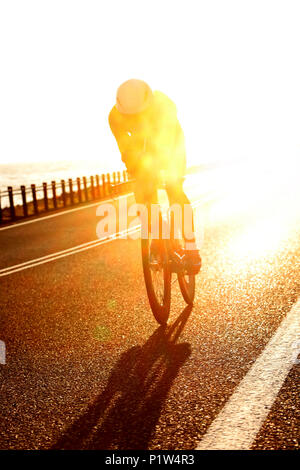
[109,90,186,175]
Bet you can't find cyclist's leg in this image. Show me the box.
[133,166,161,240]
[165,178,201,274]
[133,175,158,205]
[163,149,195,245]
[133,168,163,265]
[165,178,196,248]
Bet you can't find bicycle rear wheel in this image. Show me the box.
[141,235,171,325]
[178,272,195,305]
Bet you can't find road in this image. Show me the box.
[0,162,299,450]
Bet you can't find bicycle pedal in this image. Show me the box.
[149,262,161,271]
[169,253,185,273]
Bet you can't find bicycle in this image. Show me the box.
[141,186,196,325]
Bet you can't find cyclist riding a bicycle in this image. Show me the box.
[109,79,201,275]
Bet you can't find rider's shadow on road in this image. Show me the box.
[52,306,192,450]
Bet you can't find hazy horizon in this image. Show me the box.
[0,1,299,171]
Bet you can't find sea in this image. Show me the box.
[0,160,124,206]
[0,160,124,190]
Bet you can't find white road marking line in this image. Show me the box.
[0,225,140,277]
[0,238,105,273]
[0,197,205,276]
[0,193,134,232]
[196,299,300,450]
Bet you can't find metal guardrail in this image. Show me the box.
[0,170,133,224]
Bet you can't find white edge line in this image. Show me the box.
[0,193,134,232]
[0,238,103,272]
[0,226,140,277]
[0,197,203,276]
[196,299,300,450]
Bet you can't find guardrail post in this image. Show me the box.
[96,174,100,198]
[123,170,127,182]
[117,171,121,183]
[77,177,82,203]
[113,172,116,186]
[31,184,38,215]
[83,176,88,201]
[43,182,48,211]
[90,176,95,200]
[101,174,106,197]
[21,185,28,217]
[68,178,74,205]
[106,173,111,194]
[52,181,57,209]
[61,180,67,207]
[8,186,16,220]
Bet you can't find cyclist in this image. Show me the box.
[108,79,201,274]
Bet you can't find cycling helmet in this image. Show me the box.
[116,79,153,114]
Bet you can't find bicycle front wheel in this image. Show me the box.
[141,236,171,325]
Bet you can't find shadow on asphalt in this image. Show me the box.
[51,305,192,450]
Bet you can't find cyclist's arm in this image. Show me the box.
[108,109,129,159]
[108,108,146,172]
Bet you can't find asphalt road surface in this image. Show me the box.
[0,162,299,450]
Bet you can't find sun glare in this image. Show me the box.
[227,216,291,261]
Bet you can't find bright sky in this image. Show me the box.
[0,0,299,169]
